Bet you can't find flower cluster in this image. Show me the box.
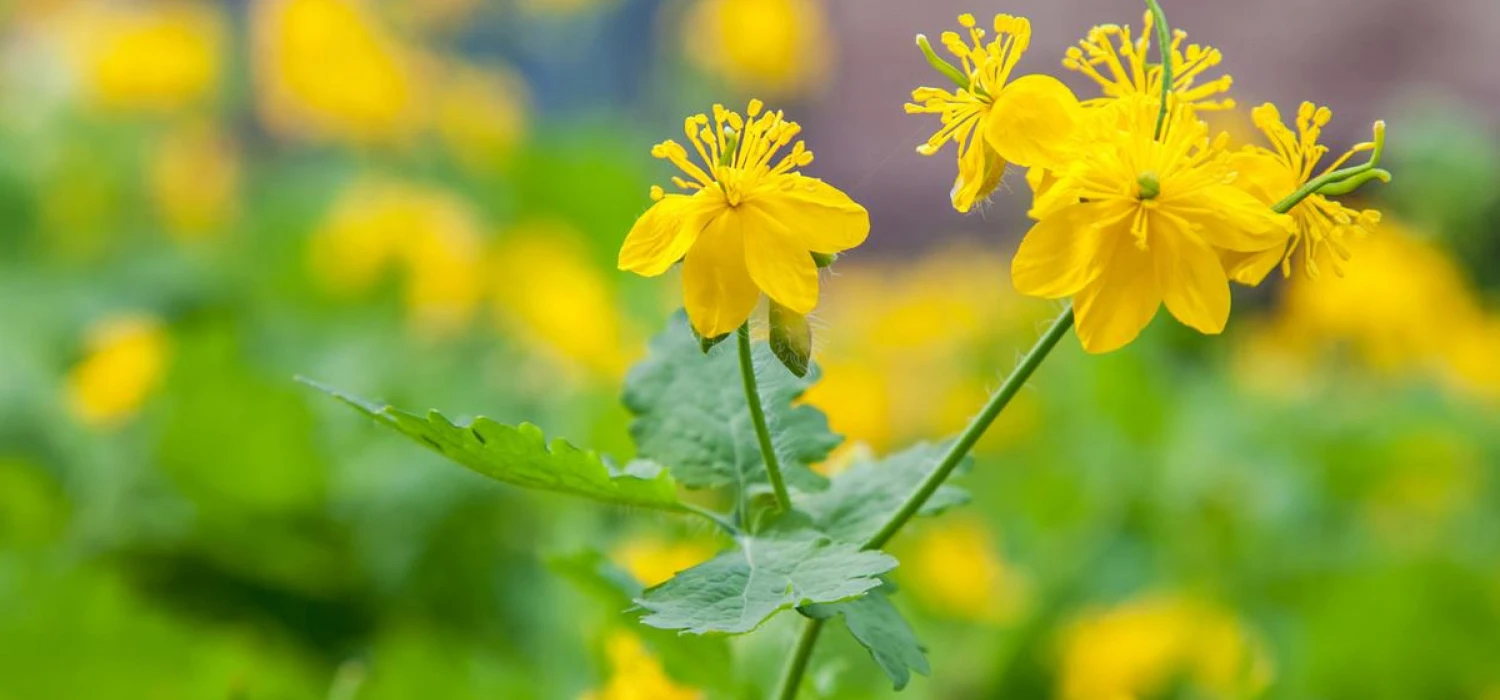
[620,6,1388,359]
[909,10,1389,353]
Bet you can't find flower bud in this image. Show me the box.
[768,302,812,377]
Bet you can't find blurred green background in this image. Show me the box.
[2,0,1499,698]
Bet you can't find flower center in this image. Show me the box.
[1136,170,1161,200]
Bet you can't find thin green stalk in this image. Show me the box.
[683,502,740,535]
[738,324,792,514]
[864,305,1076,550]
[1145,0,1174,140]
[773,618,826,700]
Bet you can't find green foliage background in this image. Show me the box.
[3,1,1500,699]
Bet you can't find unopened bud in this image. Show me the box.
[768,302,812,377]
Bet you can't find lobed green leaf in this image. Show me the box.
[623,312,840,494]
[795,441,971,543]
[804,584,930,690]
[635,522,896,635]
[303,379,684,512]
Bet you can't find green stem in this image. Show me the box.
[1145,0,1173,140]
[738,324,793,514]
[683,503,740,535]
[1273,163,1382,214]
[773,618,826,700]
[863,306,1076,550]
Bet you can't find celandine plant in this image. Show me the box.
[306,2,1390,697]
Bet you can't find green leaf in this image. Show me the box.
[795,442,970,543]
[804,586,930,690]
[550,551,734,690]
[635,524,896,635]
[623,312,839,493]
[302,379,684,512]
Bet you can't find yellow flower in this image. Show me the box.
[149,118,241,240]
[309,179,486,335]
[1063,11,1234,111]
[901,516,1026,624]
[432,62,529,174]
[682,0,829,98]
[1224,102,1383,283]
[581,632,701,700]
[66,315,171,427]
[68,1,223,113]
[618,100,868,339]
[906,14,1082,213]
[1059,595,1272,700]
[1011,98,1291,353]
[253,0,419,145]
[491,221,636,379]
[611,536,715,588]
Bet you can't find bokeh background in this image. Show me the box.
[2,0,1499,698]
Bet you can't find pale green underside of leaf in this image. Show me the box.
[804,586,930,690]
[303,379,684,512]
[796,441,971,543]
[635,528,896,635]
[623,312,839,493]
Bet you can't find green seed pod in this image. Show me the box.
[768,302,812,377]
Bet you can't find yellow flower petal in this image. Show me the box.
[1179,185,1292,253]
[618,191,720,277]
[985,74,1081,171]
[1228,148,1296,207]
[1152,217,1231,334]
[1011,202,1107,299]
[740,205,820,314]
[1073,233,1161,354]
[1221,247,1284,287]
[748,175,869,254]
[682,211,760,337]
[952,126,1001,213]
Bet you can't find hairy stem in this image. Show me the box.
[863,306,1076,550]
[773,618,826,700]
[738,324,792,514]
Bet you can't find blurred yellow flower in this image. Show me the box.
[433,62,530,174]
[611,536,714,588]
[900,516,1026,624]
[1063,10,1234,111]
[1274,220,1482,374]
[66,1,223,113]
[1225,103,1383,283]
[1059,594,1271,700]
[66,315,171,427]
[254,0,419,144]
[310,179,485,335]
[682,0,828,98]
[906,14,1082,213]
[618,100,868,338]
[806,244,1051,452]
[491,221,636,379]
[149,118,241,240]
[1012,98,1291,353]
[1446,319,1500,401]
[582,631,700,700]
